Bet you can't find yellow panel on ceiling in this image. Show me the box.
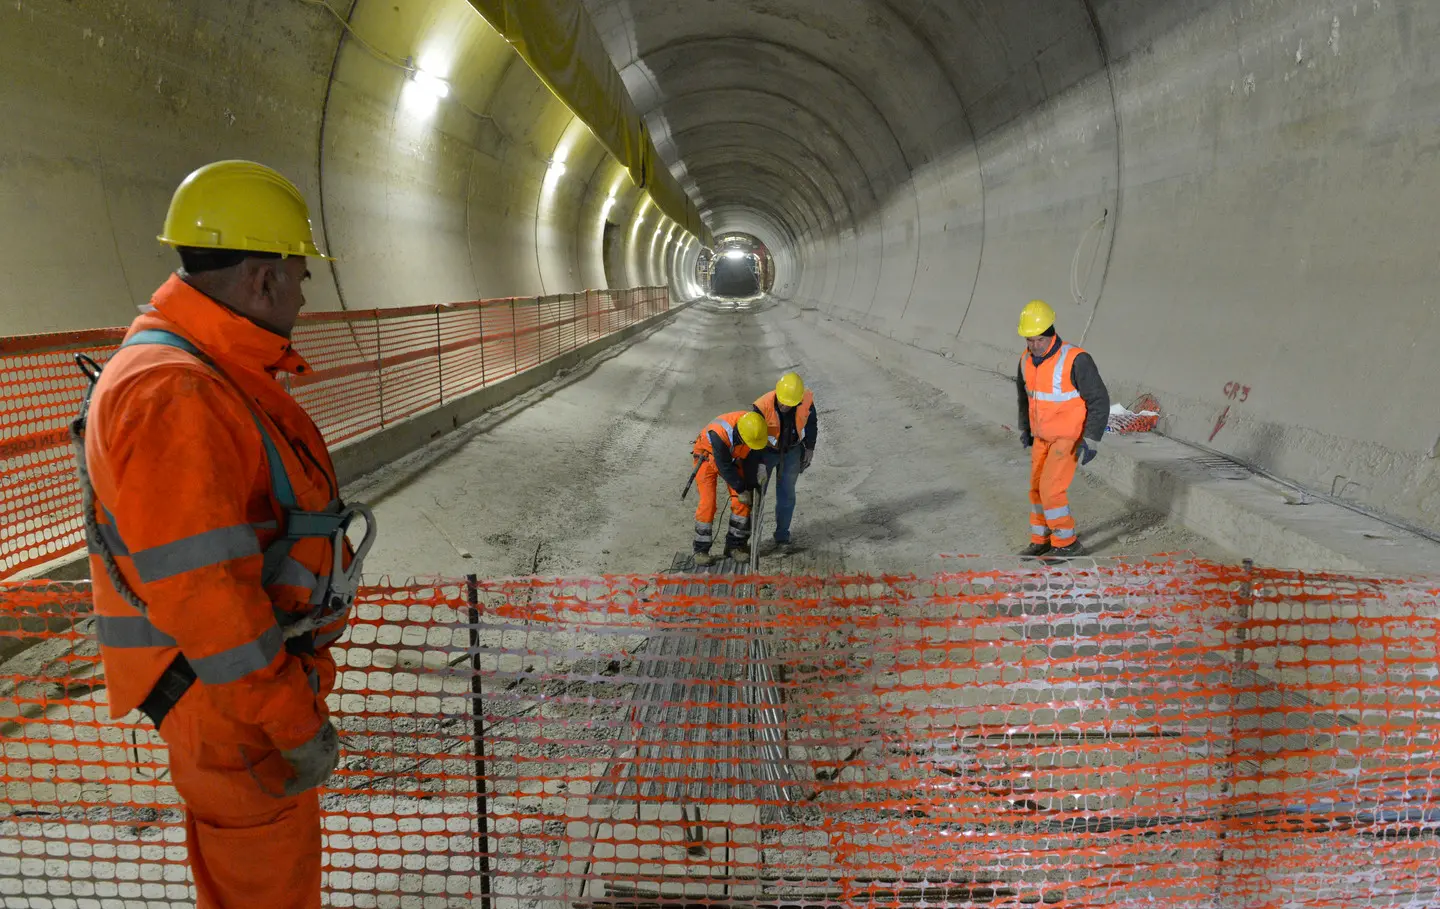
[468,0,713,246]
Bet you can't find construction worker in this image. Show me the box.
[71,161,374,909]
[753,372,817,546]
[690,410,771,565]
[1015,300,1110,557]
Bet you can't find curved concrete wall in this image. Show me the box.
[0,0,701,337]
[584,0,1440,533]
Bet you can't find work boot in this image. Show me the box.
[1044,542,1086,559]
[761,536,791,555]
[725,542,751,561]
[692,551,717,567]
[1019,542,1052,558]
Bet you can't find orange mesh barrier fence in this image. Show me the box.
[2,559,1438,907]
[0,288,669,578]
[1105,395,1161,435]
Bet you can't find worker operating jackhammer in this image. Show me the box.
[1015,299,1110,557]
[687,411,772,565]
[752,371,818,549]
[70,161,376,909]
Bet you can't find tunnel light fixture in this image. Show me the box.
[723,249,748,260]
[550,144,569,179]
[411,68,451,100]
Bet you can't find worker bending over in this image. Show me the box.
[1015,300,1110,557]
[691,411,771,565]
[753,371,818,546]
[73,161,374,908]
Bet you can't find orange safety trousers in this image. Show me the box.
[161,688,324,909]
[693,455,751,524]
[1029,438,1080,548]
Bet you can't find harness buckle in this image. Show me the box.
[280,504,377,641]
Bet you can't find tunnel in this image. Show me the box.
[7,0,1437,536]
[3,1,1440,906]
[710,251,761,298]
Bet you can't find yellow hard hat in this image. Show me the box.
[158,160,332,259]
[775,372,805,407]
[1017,299,1056,338]
[737,411,769,450]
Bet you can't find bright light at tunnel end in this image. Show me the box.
[723,249,748,259]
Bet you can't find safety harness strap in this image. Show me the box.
[78,329,372,727]
[124,330,299,510]
[136,654,197,730]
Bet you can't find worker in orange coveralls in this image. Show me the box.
[72,161,377,909]
[689,410,772,565]
[1015,300,1110,558]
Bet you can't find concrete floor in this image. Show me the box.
[348,299,1231,581]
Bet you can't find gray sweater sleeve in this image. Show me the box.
[1070,352,1110,442]
[1016,361,1032,437]
[708,429,745,491]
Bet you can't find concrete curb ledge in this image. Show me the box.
[1088,434,1438,575]
[791,301,1440,575]
[27,300,693,582]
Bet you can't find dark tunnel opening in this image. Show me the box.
[710,255,760,298]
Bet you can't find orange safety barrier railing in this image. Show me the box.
[2,559,1437,907]
[0,287,670,579]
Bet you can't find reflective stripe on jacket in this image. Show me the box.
[85,275,345,750]
[693,411,754,491]
[753,390,814,450]
[1021,340,1088,442]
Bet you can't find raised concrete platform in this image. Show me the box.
[795,301,1440,577]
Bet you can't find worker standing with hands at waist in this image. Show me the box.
[753,372,818,548]
[1015,300,1109,557]
[689,411,771,565]
[71,161,375,909]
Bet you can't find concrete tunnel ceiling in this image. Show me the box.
[579,0,1440,538]
[583,1,1005,250]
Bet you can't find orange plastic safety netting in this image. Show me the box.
[0,288,668,579]
[2,560,1438,907]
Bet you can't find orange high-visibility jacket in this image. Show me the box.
[694,411,756,492]
[753,390,814,450]
[84,275,346,751]
[693,411,755,459]
[1021,341,1089,442]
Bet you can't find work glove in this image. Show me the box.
[1078,438,1099,466]
[801,447,815,470]
[1021,431,1034,449]
[280,721,341,796]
